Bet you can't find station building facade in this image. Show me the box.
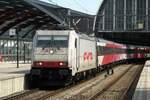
[95,0,150,32]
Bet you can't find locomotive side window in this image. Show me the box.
[75,38,77,48]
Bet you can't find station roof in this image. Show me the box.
[0,0,93,39]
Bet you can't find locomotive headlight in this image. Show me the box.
[59,62,63,66]
[39,62,42,65]
[36,62,42,66]
[50,50,54,54]
[59,62,68,67]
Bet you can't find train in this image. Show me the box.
[30,30,150,86]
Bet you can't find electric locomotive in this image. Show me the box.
[30,30,97,85]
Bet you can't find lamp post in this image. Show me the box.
[9,28,19,68]
[16,28,19,68]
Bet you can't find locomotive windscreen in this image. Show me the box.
[53,36,68,47]
[37,36,52,47]
[33,35,69,61]
[36,36,68,48]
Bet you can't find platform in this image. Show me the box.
[133,60,150,100]
[0,63,31,98]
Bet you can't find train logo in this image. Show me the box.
[84,52,93,61]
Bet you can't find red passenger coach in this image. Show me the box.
[96,39,127,66]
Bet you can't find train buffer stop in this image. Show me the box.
[133,60,150,100]
[0,63,31,98]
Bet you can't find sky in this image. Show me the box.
[40,0,103,15]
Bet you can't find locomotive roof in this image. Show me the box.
[36,30,72,35]
[36,30,96,41]
[77,33,96,41]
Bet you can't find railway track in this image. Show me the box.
[2,89,38,100]
[88,64,143,100]
[45,64,137,100]
[3,87,68,100]
[2,89,44,100]
[2,64,141,100]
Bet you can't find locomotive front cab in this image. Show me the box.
[33,35,69,68]
[30,30,72,83]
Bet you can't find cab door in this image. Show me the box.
[74,38,78,71]
[68,34,78,76]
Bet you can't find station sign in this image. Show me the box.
[9,29,16,36]
[134,22,144,30]
[138,23,144,30]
